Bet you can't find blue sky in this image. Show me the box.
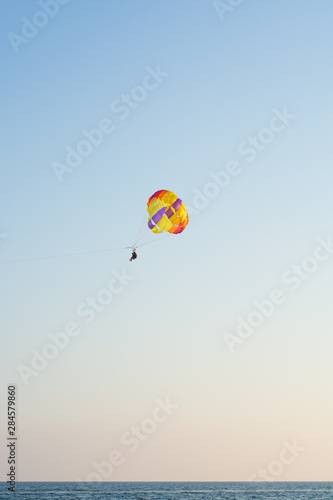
[1,0,333,481]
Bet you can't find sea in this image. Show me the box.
[0,482,333,500]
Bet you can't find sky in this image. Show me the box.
[1,0,333,482]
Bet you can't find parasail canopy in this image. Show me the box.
[147,190,189,234]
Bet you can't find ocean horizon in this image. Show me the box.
[1,481,333,499]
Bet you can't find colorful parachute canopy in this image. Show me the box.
[147,190,189,234]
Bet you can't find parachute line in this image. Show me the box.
[0,246,128,264]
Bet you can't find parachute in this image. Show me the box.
[147,190,189,234]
